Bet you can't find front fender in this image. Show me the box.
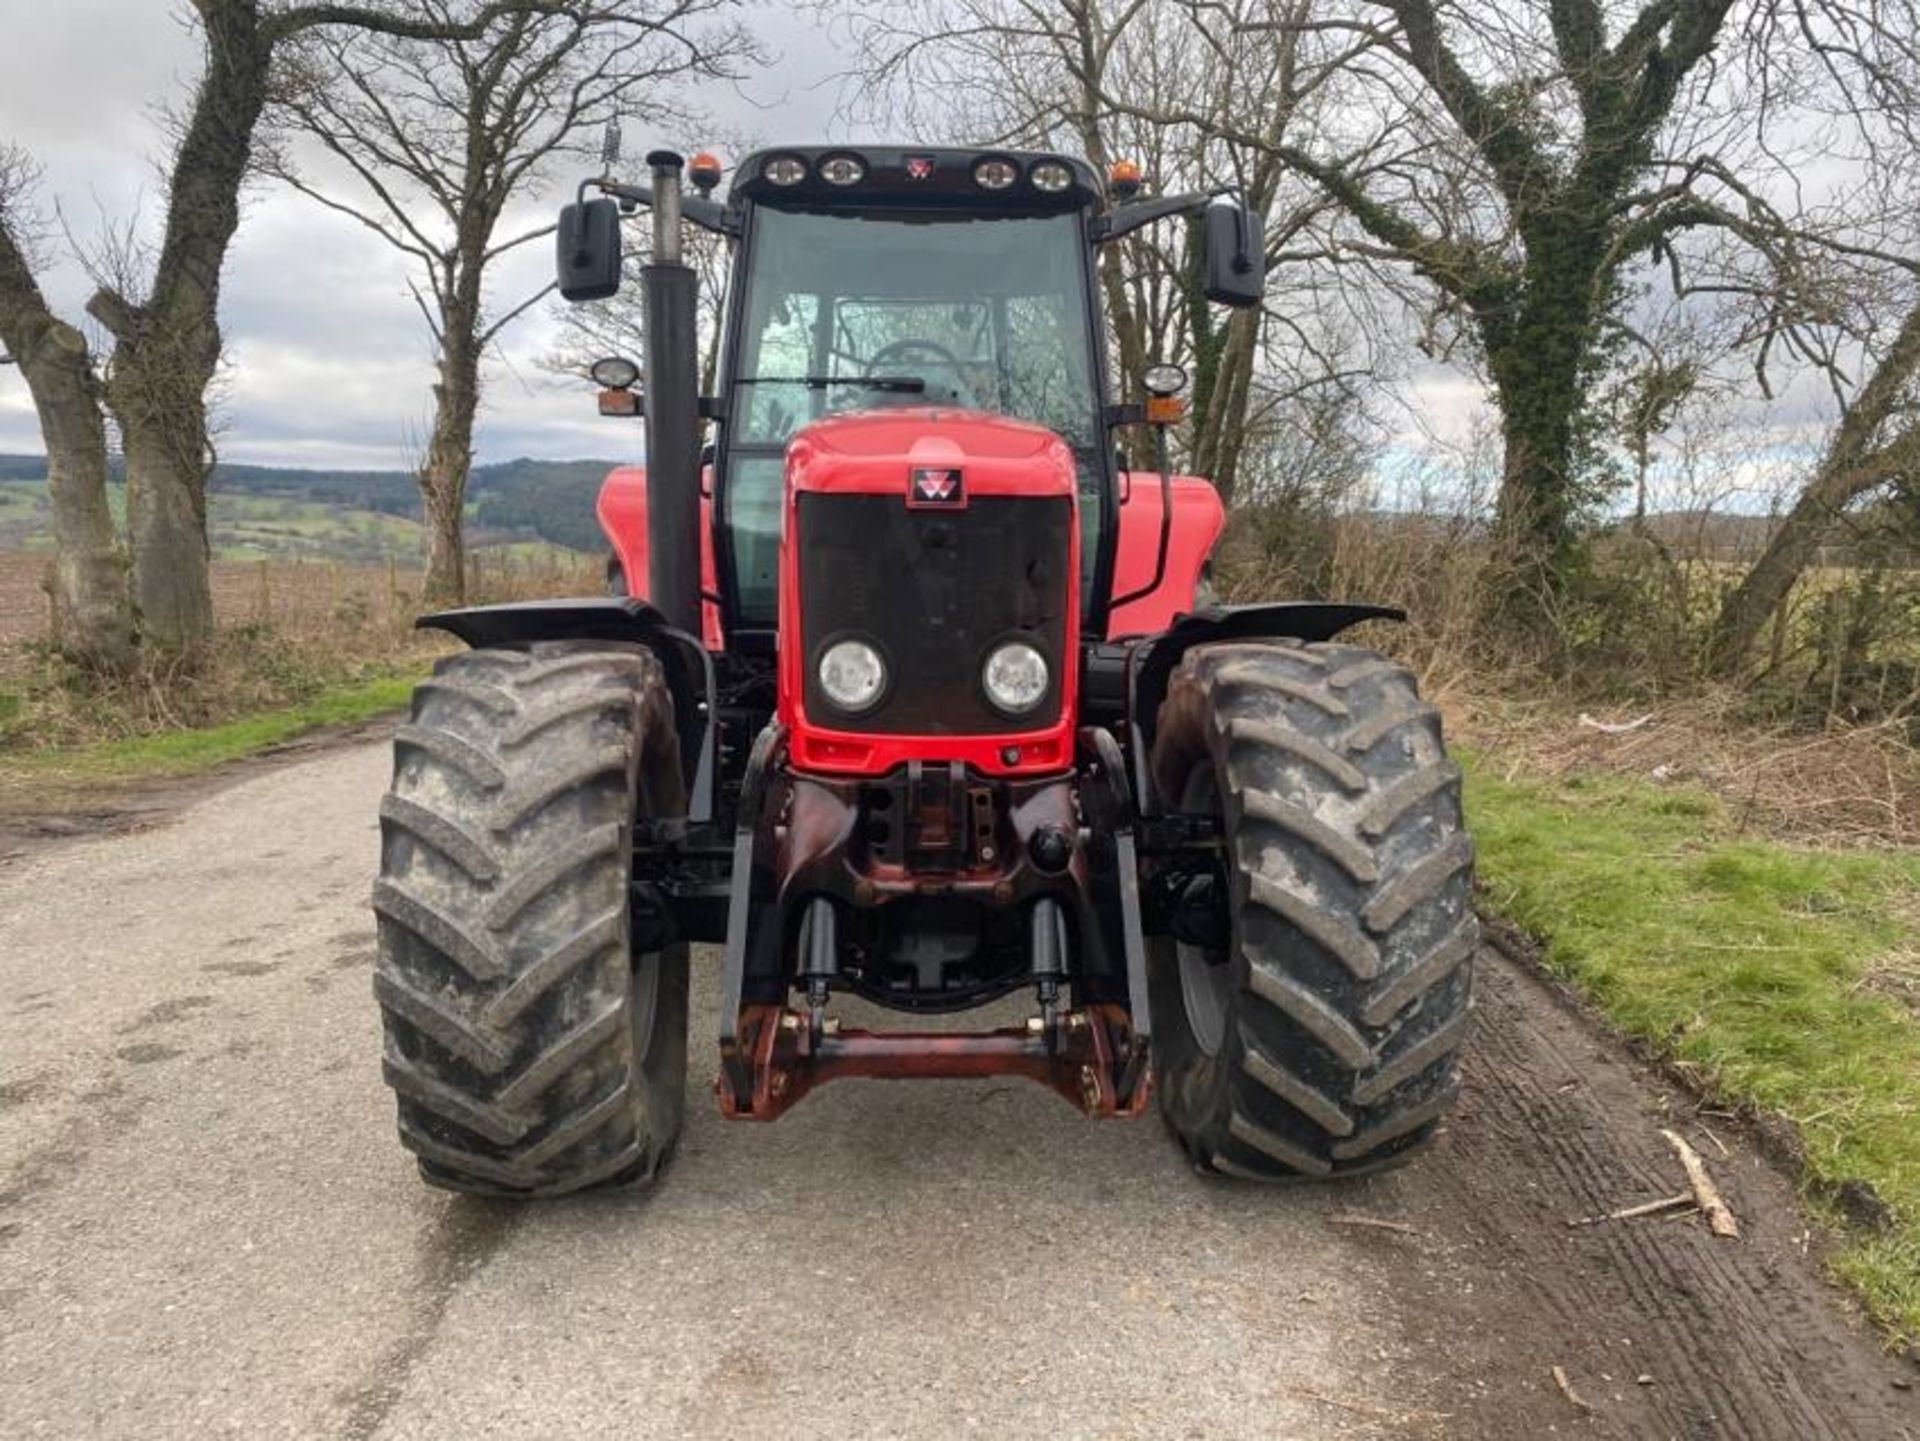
[416,598,715,822]
[1128,601,1404,810]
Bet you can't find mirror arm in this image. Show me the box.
[589,177,738,237]
[1092,190,1222,243]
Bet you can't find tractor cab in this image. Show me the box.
[718,149,1112,634]
[559,145,1267,656]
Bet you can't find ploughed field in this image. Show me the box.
[0,547,601,648]
[0,734,1912,1439]
[0,550,44,646]
[0,550,408,646]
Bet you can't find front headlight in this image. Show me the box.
[982,640,1050,716]
[817,637,888,713]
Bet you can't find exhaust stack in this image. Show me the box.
[640,150,702,636]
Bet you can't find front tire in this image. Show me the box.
[1148,640,1477,1179]
[372,641,688,1197]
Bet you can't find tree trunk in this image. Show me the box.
[0,227,135,670]
[105,307,220,652]
[1099,244,1155,470]
[1483,255,1595,630]
[1710,496,1840,677]
[1709,300,1920,674]
[420,321,481,606]
[1191,308,1259,504]
[83,0,271,658]
[38,330,134,672]
[1491,383,1579,589]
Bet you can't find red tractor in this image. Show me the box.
[371,146,1476,1196]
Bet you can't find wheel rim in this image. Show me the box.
[1175,764,1232,1058]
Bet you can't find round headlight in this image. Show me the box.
[817,638,887,713]
[590,355,639,389]
[982,640,1050,715]
[818,154,866,186]
[762,155,807,186]
[1029,161,1073,193]
[1143,363,1188,397]
[973,158,1018,190]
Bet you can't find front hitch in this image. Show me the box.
[718,1002,1149,1121]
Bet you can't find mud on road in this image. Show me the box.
[0,736,1914,1438]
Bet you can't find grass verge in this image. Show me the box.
[1466,757,1920,1342]
[6,671,418,781]
[0,671,419,821]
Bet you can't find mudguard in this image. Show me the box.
[416,598,715,822]
[1127,601,1405,811]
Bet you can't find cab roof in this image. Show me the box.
[727,146,1105,214]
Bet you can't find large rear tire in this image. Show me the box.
[1148,640,1477,1179]
[372,641,688,1197]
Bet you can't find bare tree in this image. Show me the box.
[542,221,731,390]
[1108,0,1920,637]
[1074,2,1727,618]
[11,0,592,659]
[840,0,1373,502]
[0,147,135,673]
[1709,255,1920,670]
[268,1,747,603]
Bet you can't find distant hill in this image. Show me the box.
[0,454,621,559]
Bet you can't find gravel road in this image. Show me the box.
[1,736,1913,1439]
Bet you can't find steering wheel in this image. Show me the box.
[864,339,979,407]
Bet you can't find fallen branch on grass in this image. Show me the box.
[1663,1129,1740,1237]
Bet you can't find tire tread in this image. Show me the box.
[371,641,687,1198]
[1150,639,1476,1181]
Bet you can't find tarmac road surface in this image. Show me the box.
[1,735,1914,1439]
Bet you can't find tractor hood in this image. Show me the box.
[775,408,1082,779]
[784,410,1078,505]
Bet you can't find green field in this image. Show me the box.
[0,672,419,781]
[0,478,419,561]
[209,493,423,561]
[0,477,586,566]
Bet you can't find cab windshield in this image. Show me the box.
[722,207,1103,624]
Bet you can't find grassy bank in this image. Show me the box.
[1467,758,1920,1340]
[0,546,595,797]
[0,671,420,822]
[1,671,417,783]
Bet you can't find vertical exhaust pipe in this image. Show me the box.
[641,150,702,636]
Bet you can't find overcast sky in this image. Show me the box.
[0,1,1838,511]
[0,0,851,470]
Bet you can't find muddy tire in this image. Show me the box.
[1148,640,1476,1179]
[372,642,689,1197]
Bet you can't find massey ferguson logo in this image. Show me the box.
[909,467,965,507]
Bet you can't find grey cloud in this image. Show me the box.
[0,0,844,469]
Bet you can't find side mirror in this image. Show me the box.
[1202,202,1264,308]
[557,197,622,302]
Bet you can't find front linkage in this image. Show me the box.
[710,725,1155,1120]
